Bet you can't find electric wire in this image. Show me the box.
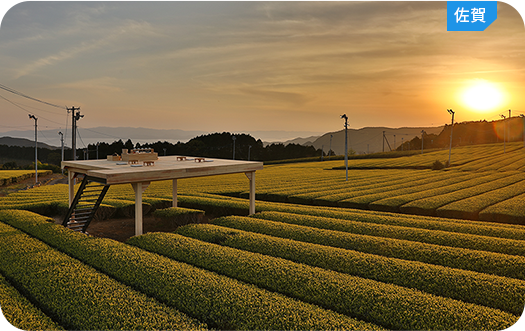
[77,126,122,140]
[0,83,64,109]
[0,91,67,127]
[76,128,87,149]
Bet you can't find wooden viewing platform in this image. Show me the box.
[62,156,263,236]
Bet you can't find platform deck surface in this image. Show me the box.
[62,156,263,184]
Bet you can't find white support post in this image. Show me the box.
[132,182,143,236]
[172,179,178,208]
[131,182,149,236]
[245,171,256,215]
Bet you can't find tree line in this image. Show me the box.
[1,132,324,169]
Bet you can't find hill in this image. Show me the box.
[0,137,59,150]
[0,127,323,147]
[311,126,444,155]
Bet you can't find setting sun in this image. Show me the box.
[461,80,505,113]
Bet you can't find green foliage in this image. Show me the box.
[252,211,525,256]
[178,195,251,216]
[479,193,525,225]
[345,172,478,211]
[25,161,61,173]
[432,160,445,170]
[0,170,52,186]
[0,214,206,331]
[212,215,525,280]
[176,223,525,315]
[437,179,525,220]
[4,143,525,224]
[0,162,19,170]
[103,199,151,218]
[399,172,524,217]
[0,273,64,330]
[0,209,377,331]
[128,231,518,330]
[153,207,205,226]
[368,172,518,213]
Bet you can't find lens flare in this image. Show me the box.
[461,80,504,113]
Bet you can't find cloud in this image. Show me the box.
[239,88,313,106]
[12,18,160,79]
[50,76,123,93]
[1,1,524,132]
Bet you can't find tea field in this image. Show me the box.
[1,141,525,330]
[0,169,52,186]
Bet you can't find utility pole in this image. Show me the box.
[58,131,64,174]
[341,114,348,181]
[382,131,385,152]
[447,109,455,167]
[393,135,396,151]
[401,137,404,151]
[500,114,506,153]
[329,134,333,160]
[29,114,38,184]
[67,106,82,160]
[232,135,236,160]
[248,145,252,161]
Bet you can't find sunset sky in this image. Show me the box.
[1,1,524,141]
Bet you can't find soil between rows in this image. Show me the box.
[0,173,210,242]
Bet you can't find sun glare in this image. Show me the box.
[461,80,504,113]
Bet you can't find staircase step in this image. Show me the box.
[74,210,94,215]
[74,205,95,210]
[69,222,90,227]
[69,215,91,221]
[62,176,110,233]
[73,210,94,215]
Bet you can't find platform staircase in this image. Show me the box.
[62,175,110,233]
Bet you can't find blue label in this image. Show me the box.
[447,1,497,31]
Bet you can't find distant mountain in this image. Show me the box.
[0,127,208,147]
[264,135,321,147]
[311,126,445,155]
[0,127,324,147]
[249,131,322,144]
[0,136,60,150]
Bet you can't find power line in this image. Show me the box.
[0,92,67,127]
[0,93,30,113]
[0,91,63,115]
[77,127,87,149]
[78,126,122,140]
[37,128,53,145]
[0,83,64,109]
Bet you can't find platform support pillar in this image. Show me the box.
[132,182,150,236]
[245,171,256,215]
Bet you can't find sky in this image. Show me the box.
[0,1,524,144]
